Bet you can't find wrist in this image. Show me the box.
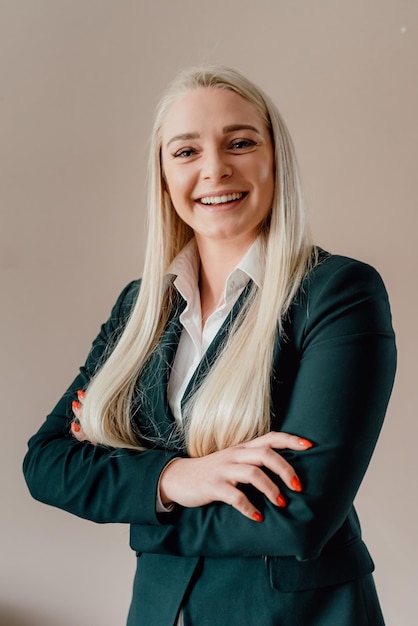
[159,458,183,506]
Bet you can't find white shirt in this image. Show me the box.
[166,237,263,424]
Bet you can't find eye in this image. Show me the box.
[172,147,197,158]
[229,138,257,151]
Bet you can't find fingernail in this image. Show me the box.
[72,400,81,411]
[277,494,287,508]
[77,390,86,400]
[291,476,303,492]
[252,511,264,522]
[71,421,81,433]
[298,438,313,449]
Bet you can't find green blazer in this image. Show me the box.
[23,250,396,626]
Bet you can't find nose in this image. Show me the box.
[201,147,232,181]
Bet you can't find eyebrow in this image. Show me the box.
[223,124,261,134]
[165,124,261,147]
[166,132,199,147]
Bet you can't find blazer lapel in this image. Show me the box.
[133,281,255,449]
[180,281,255,413]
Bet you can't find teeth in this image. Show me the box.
[200,192,244,205]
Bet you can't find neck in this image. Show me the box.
[195,235,255,322]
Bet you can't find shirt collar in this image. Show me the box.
[236,237,264,289]
[166,237,264,305]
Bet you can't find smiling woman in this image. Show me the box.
[23,66,396,626]
[161,88,275,257]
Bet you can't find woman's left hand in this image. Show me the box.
[159,431,312,521]
[70,390,91,442]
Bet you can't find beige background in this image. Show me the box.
[1,1,417,624]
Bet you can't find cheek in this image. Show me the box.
[243,152,274,189]
[255,161,275,202]
[260,154,275,182]
[256,163,275,217]
[163,165,193,200]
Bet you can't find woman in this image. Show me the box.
[23,66,396,625]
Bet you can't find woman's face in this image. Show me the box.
[161,87,275,249]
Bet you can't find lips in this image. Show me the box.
[198,192,247,206]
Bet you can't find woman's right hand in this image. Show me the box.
[70,390,93,443]
[159,431,313,522]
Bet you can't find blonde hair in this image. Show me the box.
[81,66,315,455]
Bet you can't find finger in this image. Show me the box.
[221,483,264,523]
[70,419,84,441]
[229,445,302,493]
[260,448,302,493]
[240,432,312,491]
[72,400,82,417]
[70,420,92,443]
[227,462,288,508]
[244,431,313,451]
[76,389,86,404]
[71,399,88,442]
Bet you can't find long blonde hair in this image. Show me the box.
[81,66,315,455]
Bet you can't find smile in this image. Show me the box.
[199,192,246,205]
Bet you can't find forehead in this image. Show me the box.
[161,87,267,139]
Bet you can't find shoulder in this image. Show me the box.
[309,247,386,285]
[287,248,394,344]
[300,247,389,305]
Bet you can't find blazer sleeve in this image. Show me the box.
[23,281,181,526]
[128,257,397,559]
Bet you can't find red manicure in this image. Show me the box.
[252,511,264,522]
[72,400,81,411]
[77,390,86,400]
[291,476,303,492]
[277,494,287,508]
[298,438,313,449]
[71,421,81,433]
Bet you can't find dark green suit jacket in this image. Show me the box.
[23,251,396,625]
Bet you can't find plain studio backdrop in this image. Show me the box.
[1,1,417,624]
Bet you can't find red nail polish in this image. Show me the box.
[291,476,303,492]
[252,511,263,522]
[77,390,85,400]
[277,494,287,508]
[71,421,81,433]
[72,400,81,411]
[298,438,313,449]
